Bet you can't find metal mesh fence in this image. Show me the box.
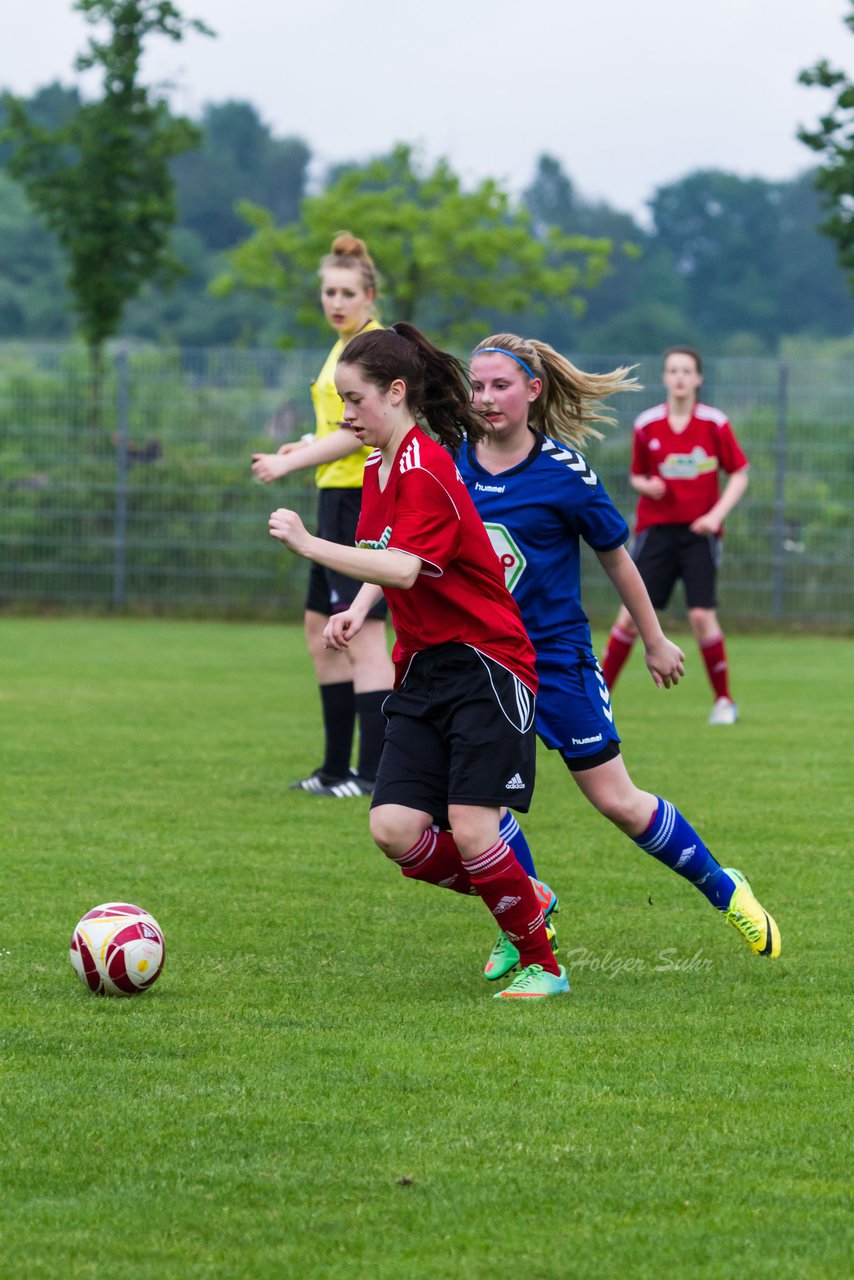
[1,343,852,625]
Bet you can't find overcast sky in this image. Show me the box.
[7,0,854,222]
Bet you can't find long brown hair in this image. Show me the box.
[340,323,487,448]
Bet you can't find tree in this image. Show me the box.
[768,169,854,337]
[0,82,83,166]
[798,0,854,281]
[521,154,691,354]
[2,0,211,387]
[648,170,783,346]
[171,101,310,251]
[0,171,72,337]
[213,144,612,347]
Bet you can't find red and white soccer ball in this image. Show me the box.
[70,902,165,996]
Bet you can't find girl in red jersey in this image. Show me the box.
[601,346,749,724]
[269,323,568,1000]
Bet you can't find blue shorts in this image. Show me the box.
[534,646,621,771]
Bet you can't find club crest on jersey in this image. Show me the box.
[484,522,526,592]
[660,447,718,480]
[358,525,392,551]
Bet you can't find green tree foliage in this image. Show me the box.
[648,170,783,344]
[770,169,854,335]
[0,171,72,337]
[1,0,211,367]
[171,101,310,251]
[798,0,854,281]
[213,144,612,346]
[522,154,692,353]
[0,82,82,166]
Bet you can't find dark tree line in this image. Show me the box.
[3,97,852,356]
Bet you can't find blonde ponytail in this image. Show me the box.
[473,333,639,449]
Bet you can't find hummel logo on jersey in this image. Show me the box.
[493,894,522,915]
[505,772,525,790]
[542,439,598,486]
[399,437,422,473]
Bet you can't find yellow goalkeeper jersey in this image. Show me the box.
[310,319,382,489]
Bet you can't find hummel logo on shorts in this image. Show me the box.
[505,772,525,790]
[494,894,522,914]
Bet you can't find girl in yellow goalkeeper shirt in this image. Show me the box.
[252,233,393,796]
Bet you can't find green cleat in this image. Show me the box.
[484,931,522,981]
[483,879,560,981]
[723,868,781,957]
[494,963,570,999]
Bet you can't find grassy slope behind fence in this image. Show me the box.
[0,619,851,1279]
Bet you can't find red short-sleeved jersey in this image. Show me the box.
[356,425,537,692]
[631,403,749,534]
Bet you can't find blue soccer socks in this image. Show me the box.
[499,810,537,879]
[632,798,736,909]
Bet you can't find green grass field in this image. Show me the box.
[1,618,850,1279]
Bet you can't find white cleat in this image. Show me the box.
[708,697,738,725]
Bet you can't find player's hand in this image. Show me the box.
[269,508,311,555]
[645,476,667,500]
[690,512,721,535]
[251,452,292,483]
[323,610,365,651]
[644,637,685,689]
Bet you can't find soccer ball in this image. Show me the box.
[70,902,165,996]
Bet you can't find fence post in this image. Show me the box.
[113,345,129,609]
[771,358,789,622]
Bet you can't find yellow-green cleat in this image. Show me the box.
[483,879,559,981]
[494,963,570,999]
[723,867,781,957]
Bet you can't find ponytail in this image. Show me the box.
[472,333,639,449]
[340,322,487,448]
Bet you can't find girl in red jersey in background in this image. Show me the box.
[269,324,567,1000]
[252,234,393,796]
[601,346,749,724]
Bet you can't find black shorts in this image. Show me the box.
[371,643,537,821]
[631,524,721,610]
[304,488,387,620]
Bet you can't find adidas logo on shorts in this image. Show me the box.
[505,773,525,790]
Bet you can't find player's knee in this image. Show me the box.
[369,806,426,859]
[688,607,719,641]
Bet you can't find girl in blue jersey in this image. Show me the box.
[461,333,780,979]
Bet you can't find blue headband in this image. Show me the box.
[476,347,537,380]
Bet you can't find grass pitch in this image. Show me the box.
[1,618,850,1279]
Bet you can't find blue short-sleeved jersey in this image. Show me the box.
[456,432,629,762]
[456,433,629,651]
